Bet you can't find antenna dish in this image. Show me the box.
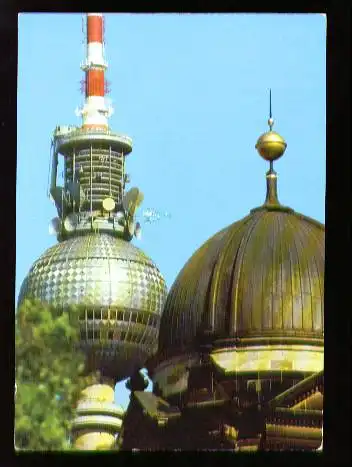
[122,187,144,217]
[50,186,65,217]
[102,197,116,212]
[67,181,85,207]
[128,220,135,237]
[64,213,79,232]
[49,217,61,235]
[115,211,125,220]
[115,212,126,227]
[134,222,142,240]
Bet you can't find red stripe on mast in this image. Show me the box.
[87,15,103,44]
[86,69,105,97]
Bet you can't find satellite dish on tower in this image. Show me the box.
[102,197,116,212]
[50,186,65,217]
[122,187,144,217]
[64,213,79,232]
[115,211,124,220]
[67,181,85,207]
[114,211,126,227]
[49,217,62,235]
[127,220,135,238]
[134,222,142,240]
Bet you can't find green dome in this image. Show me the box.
[157,205,324,359]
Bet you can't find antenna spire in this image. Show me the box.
[268,88,274,131]
[76,14,113,129]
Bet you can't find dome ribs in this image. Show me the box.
[272,213,284,330]
[158,227,230,354]
[293,218,315,332]
[258,212,272,330]
[302,220,324,333]
[191,247,213,340]
[285,214,324,336]
[281,216,296,332]
[155,207,324,358]
[202,264,217,333]
[210,215,255,336]
[286,215,305,332]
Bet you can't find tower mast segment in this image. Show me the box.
[79,13,111,129]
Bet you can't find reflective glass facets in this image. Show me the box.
[18,234,167,381]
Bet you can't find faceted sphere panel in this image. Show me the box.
[18,234,168,381]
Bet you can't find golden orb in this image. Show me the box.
[255,130,287,162]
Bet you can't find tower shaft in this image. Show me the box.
[72,383,124,450]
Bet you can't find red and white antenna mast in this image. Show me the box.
[77,13,113,129]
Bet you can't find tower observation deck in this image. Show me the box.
[50,12,134,240]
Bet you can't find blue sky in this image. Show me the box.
[17,13,326,409]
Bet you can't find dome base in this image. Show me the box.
[210,343,323,376]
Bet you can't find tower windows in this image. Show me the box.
[130,312,138,323]
[79,310,86,321]
[87,310,94,320]
[116,311,124,321]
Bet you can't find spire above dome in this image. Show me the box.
[255,89,287,164]
[253,90,292,213]
[150,91,324,371]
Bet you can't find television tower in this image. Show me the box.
[18,13,167,450]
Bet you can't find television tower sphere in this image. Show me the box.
[17,13,169,451]
[17,13,169,385]
[18,233,167,382]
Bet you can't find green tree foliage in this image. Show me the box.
[15,299,99,451]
